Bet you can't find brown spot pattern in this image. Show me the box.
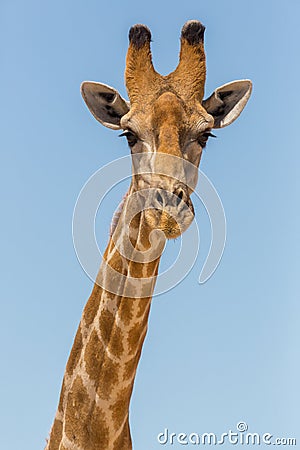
[127,319,148,355]
[136,297,151,319]
[118,299,134,326]
[64,376,89,445]
[65,327,83,376]
[113,420,132,450]
[65,376,109,448]
[123,352,140,381]
[109,254,127,274]
[110,391,131,430]
[130,261,144,278]
[84,329,104,383]
[87,402,110,449]
[83,286,102,327]
[108,325,124,358]
[47,418,63,450]
[99,308,115,345]
[96,358,120,400]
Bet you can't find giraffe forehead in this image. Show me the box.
[140,92,213,139]
[152,92,185,126]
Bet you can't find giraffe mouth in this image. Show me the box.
[162,201,195,238]
[144,197,195,239]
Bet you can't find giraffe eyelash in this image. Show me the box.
[119,130,138,147]
[203,132,217,139]
[119,130,134,137]
[198,131,217,148]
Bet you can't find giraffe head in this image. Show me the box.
[81,21,252,239]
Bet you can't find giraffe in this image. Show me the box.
[46,21,252,450]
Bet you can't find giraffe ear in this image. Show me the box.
[202,80,252,128]
[81,81,130,130]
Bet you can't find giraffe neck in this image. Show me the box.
[46,192,164,450]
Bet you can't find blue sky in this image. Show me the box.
[1,0,299,449]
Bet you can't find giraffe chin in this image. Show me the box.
[144,208,194,239]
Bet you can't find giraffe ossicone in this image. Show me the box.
[46,20,252,450]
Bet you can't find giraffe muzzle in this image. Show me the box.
[144,185,195,239]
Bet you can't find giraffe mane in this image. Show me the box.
[109,190,130,237]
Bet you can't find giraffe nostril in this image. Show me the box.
[156,191,164,206]
[176,189,184,206]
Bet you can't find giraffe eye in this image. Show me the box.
[119,130,138,147]
[197,131,217,148]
